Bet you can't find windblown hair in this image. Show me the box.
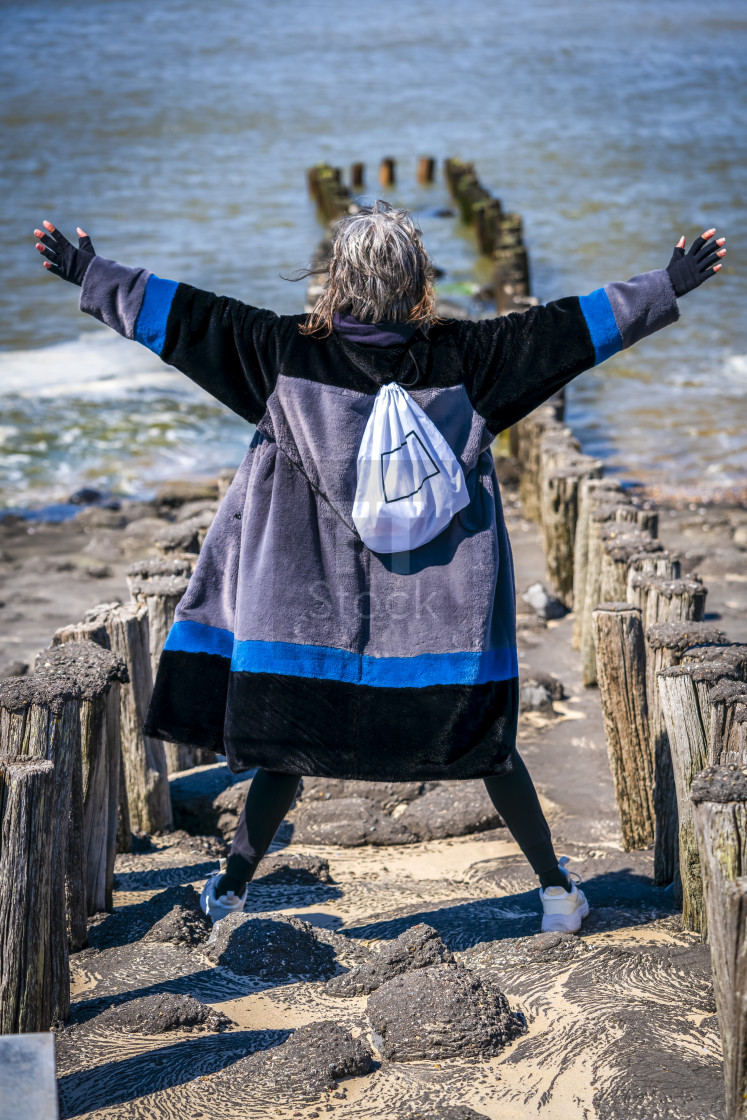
[298,200,438,337]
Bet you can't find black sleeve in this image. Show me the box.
[78,255,289,425]
[459,268,680,433]
[459,297,597,434]
[160,282,285,424]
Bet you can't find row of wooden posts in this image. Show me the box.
[306,158,533,319]
[0,471,236,1034]
[514,406,747,1118]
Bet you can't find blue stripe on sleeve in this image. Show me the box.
[578,287,622,365]
[133,275,179,356]
[162,619,519,686]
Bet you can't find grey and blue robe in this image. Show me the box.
[79,256,680,781]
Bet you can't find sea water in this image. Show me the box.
[1,0,744,511]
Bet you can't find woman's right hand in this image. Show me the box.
[33,220,96,286]
[666,228,726,297]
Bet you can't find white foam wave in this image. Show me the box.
[0,329,202,401]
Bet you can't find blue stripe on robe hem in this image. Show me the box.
[163,619,518,687]
[134,275,179,355]
[578,287,622,365]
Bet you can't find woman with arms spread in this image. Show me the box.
[33,203,725,932]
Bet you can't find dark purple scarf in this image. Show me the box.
[332,312,417,348]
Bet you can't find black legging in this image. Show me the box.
[225,750,557,883]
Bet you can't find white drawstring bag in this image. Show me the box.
[352,381,469,553]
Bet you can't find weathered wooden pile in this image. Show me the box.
[513,403,747,1118]
[443,158,533,315]
[0,476,236,1035]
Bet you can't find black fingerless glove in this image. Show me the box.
[38,227,96,286]
[666,234,721,298]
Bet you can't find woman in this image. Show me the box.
[34,203,725,933]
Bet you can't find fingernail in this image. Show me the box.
[714,263,722,271]
[717,238,725,245]
[718,249,726,256]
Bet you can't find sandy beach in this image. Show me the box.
[2,461,745,1118]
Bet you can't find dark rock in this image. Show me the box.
[525,670,565,701]
[298,777,432,810]
[88,884,206,950]
[223,1020,372,1099]
[289,796,416,847]
[174,499,219,522]
[366,963,524,1061]
[72,506,127,529]
[519,683,554,713]
[155,479,219,510]
[203,913,337,979]
[0,660,28,678]
[521,581,567,620]
[396,782,502,841]
[143,903,212,947]
[169,765,254,835]
[96,992,233,1034]
[75,563,114,579]
[254,852,332,885]
[81,529,125,561]
[122,516,173,541]
[153,522,201,555]
[213,778,254,841]
[326,923,454,996]
[68,487,104,505]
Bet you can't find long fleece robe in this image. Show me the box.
[79,257,680,781]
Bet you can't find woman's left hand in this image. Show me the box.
[666,227,726,297]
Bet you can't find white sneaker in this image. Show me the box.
[539,856,590,933]
[200,871,248,925]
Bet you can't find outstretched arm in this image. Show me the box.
[33,221,283,424]
[462,228,726,434]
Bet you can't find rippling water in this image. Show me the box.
[1,0,745,510]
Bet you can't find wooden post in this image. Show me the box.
[350,161,365,190]
[54,601,173,833]
[516,406,563,523]
[0,758,55,1033]
[708,681,747,766]
[681,644,747,680]
[645,622,728,886]
[659,658,744,934]
[0,673,82,1023]
[629,575,706,634]
[691,766,747,1118]
[127,572,190,681]
[581,501,635,686]
[34,641,129,927]
[379,158,396,187]
[416,157,435,185]
[599,532,663,604]
[572,478,624,650]
[626,549,681,600]
[592,604,654,850]
[542,458,603,607]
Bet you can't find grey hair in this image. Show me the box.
[299,200,438,336]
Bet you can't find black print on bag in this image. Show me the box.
[380,430,441,503]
